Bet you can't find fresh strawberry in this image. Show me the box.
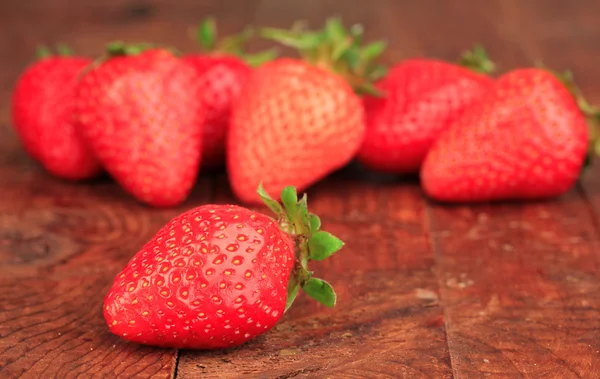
[421,68,593,202]
[182,55,251,169]
[74,44,204,207]
[104,185,343,349]
[227,18,386,204]
[358,46,495,174]
[11,45,102,180]
[182,18,277,169]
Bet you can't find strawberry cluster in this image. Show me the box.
[10,16,598,350]
[11,17,596,206]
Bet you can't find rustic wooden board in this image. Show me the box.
[1,0,600,378]
[0,274,177,378]
[428,190,600,378]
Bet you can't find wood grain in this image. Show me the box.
[0,273,177,378]
[428,193,600,378]
[0,172,214,277]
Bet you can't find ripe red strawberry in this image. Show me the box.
[358,46,495,174]
[74,44,204,207]
[11,46,102,180]
[182,18,277,169]
[421,68,592,202]
[104,185,343,349]
[183,55,251,169]
[227,18,386,204]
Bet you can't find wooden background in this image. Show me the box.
[1,0,600,378]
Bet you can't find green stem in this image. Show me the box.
[457,44,496,74]
[259,17,388,96]
[193,17,278,67]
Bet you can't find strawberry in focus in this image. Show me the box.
[227,18,386,204]
[421,68,593,202]
[358,46,495,174]
[182,17,277,169]
[11,45,102,180]
[104,185,343,349]
[74,44,204,207]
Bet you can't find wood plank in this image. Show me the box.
[177,172,453,378]
[0,174,214,278]
[428,193,600,378]
[0,273,176,378]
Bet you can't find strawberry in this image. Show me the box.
[104,185,343,349]
[74,44,204,207]
[11,45,102,180]
[227,18,386,204]
[358,46,495,174]
[421,68,593,202]
[182,18,277,169]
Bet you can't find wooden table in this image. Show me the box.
[1,1,600,378]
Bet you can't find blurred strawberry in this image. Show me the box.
[11,45,102,180]
[421,68,594,202]
[227,18,386,204]
[182,18,277,169]
[358,46,495,175]
[74,43,204,207]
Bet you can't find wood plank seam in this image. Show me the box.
[424,202,458,379]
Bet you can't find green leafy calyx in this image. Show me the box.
[257,183,344,311]
[259,17,388,96]
[35,43,74,60]
[193,16,278,67]
[457,44,496,74]
[105,41,155,57]
[76,41,170,80]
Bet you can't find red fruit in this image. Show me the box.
[11,53,102,180]
[421,68,591,202]
[182,55,252,168]
[182,18,277,169]
[104,185,343,349]
[228,58,364,204]
[74,46,204,207]
[227,19,385,204]
[359,47,495,174]
[104,204,294,349]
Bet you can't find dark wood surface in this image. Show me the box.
[1,0,600,378]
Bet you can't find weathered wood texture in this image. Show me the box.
[1,0,599,378]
